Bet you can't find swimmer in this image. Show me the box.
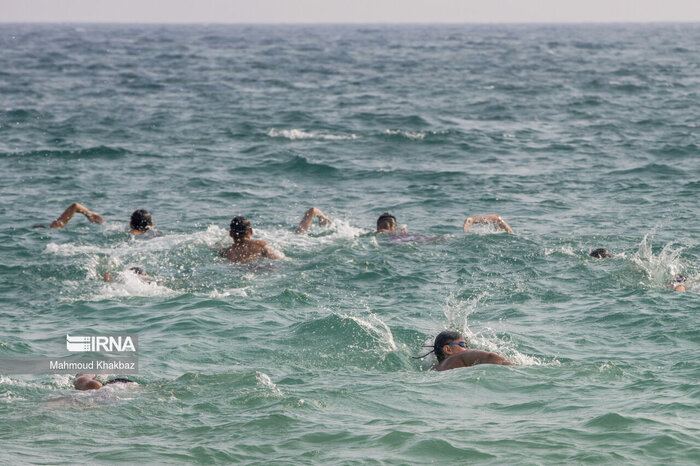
[36,203,160,236]
[74,373,134,390]
[590,248,612,258]
[294,207,332,234]
[415,330,512,371]
[462,215,514,234]
[670,274,686,292]
[219,216,283,264]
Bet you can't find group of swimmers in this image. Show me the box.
[35,201,687,388]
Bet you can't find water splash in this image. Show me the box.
[267,128,357,140]
[256,371,283,396]
[630,234,685,288]
[344,312,397,353]
[440,291,546,366]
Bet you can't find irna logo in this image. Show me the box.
[66,335,137,353]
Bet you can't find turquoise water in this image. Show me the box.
[1,24,699,463]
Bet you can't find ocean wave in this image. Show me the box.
[609,163,685,178]
[267,128,357,140]
[383,129,427,140]
[381,129,457,140]
[1,146,129,158]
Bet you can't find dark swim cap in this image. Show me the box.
[130,209,152,232]
[590,248,611,258]
[230,216,252,240]
[104,378,133,384]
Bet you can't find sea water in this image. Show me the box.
[0,24,699,463]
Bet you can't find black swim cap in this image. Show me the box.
[590,248,611,258]
[104,378,133,384]
[130,209,152,232]
[230,216,252,240]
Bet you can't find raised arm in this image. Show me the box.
[50,203,104,229]
[462,214,513,234]
[294,207,331,234]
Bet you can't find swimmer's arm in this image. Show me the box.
[50,203,104,229]
[439,350,513,370]
[294,207,331,234]
[462,215,513,234]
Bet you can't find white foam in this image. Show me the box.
[631,234,686,287]
[0,375,43,388]
[256,371,283,396]
[257,218,368,252]
[384,129,426,140]
[267,128,357,140]
[44,242,114,257]
[543,245,577,257]
[441,292,547,366]
[95,270,175,299]
[208,287,249,298]
[467,223,510,235]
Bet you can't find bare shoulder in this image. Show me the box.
[438,350,511,371]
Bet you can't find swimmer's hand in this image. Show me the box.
[85,211,104,225]
[295,207,332,234]
[463,215,513,234]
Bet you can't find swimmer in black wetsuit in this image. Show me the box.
[74,373,134,390]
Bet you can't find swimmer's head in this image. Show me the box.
[433,330,466,363]
[376,212,397,232]
[130,209,153,232]
[590,248,611,259]
[671,274,687,291]
[129,267,147,276]
[672,274,687,284]
[230,216,252,240]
